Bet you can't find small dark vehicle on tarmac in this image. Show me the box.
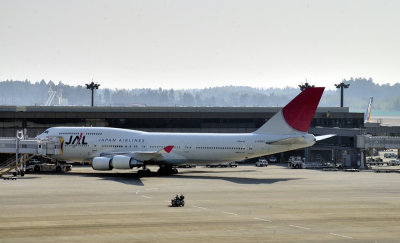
[176,164,196,168]
[206,162,238,168]
[171,195,185,207]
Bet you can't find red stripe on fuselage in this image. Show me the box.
[164,146,174,153]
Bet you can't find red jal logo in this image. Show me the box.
[65,133,87,145]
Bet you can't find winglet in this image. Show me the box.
[163,145,174,153]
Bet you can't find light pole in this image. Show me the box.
[335,82,350,107]
[85,81,100,107]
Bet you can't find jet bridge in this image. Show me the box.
[357,135,400,149]
[356,135,400,169]
[0,135,63,177]
[0,136,63,155]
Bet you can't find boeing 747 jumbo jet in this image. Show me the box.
[37,87,331,176]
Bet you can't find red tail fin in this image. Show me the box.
[282,87,324,132]
[254,87,324,134]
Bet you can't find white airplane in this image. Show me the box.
[37,87,331,176]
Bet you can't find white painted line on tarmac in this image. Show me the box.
[253,217,272,222]
[353,196,400,199]
[192,205,207,210]
[141,195,152,199]
[289,225,311,230]
[146,188,159,191]
[329,233,352,239]
[222,211,238,216]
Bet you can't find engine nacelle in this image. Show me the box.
[112,155,133,169]
[112,155,144,169]
[92,157,112,170]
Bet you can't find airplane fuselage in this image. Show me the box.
[42,127,315,165]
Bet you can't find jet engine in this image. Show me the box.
[92,157,112,170]
[92,155,144,170]
[112,155,140,169]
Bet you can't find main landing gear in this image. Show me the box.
[137,164,152,177]
[137,165,178,177]
[157,165,178,176]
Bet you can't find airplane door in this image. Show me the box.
[183,143,192,154]
[89,144,97,156]
[246,141,255,157]
[141,141,148,151]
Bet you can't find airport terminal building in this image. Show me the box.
[0,105,367,166]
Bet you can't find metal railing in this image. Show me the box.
[0,154,35,176]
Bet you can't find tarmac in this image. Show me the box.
[1,164,400,242]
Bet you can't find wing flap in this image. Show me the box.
[100,145,174,161]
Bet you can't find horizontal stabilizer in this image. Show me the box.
[267,137,305,145]
[315,134,336,141]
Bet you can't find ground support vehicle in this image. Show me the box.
[26,163,72,173]
[344,168,360,172]
[206,162,237,168]
[374,169,400,173]
[384,153,397,159]
[367,157,385,166]
[288,156,305,169]
[228,162,238,167]
[268,156,277,163]
[387,160,400,166]
[256,157,268,167]
[176,164,197,168]
[171,195,185,207]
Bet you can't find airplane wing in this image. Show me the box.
[100,145,174,161]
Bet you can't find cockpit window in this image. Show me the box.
[44,130,49,134]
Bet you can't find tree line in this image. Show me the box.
[0,78,399,111]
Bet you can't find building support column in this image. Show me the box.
[359,150,365,169]
[304,148,310,162]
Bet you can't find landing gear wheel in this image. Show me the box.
[138,169,151,177]
[55,166,62,172]
[157,166,177,175]
[144,169,151,176]
[34,165,40,172]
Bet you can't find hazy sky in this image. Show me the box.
[1,0,399,90]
